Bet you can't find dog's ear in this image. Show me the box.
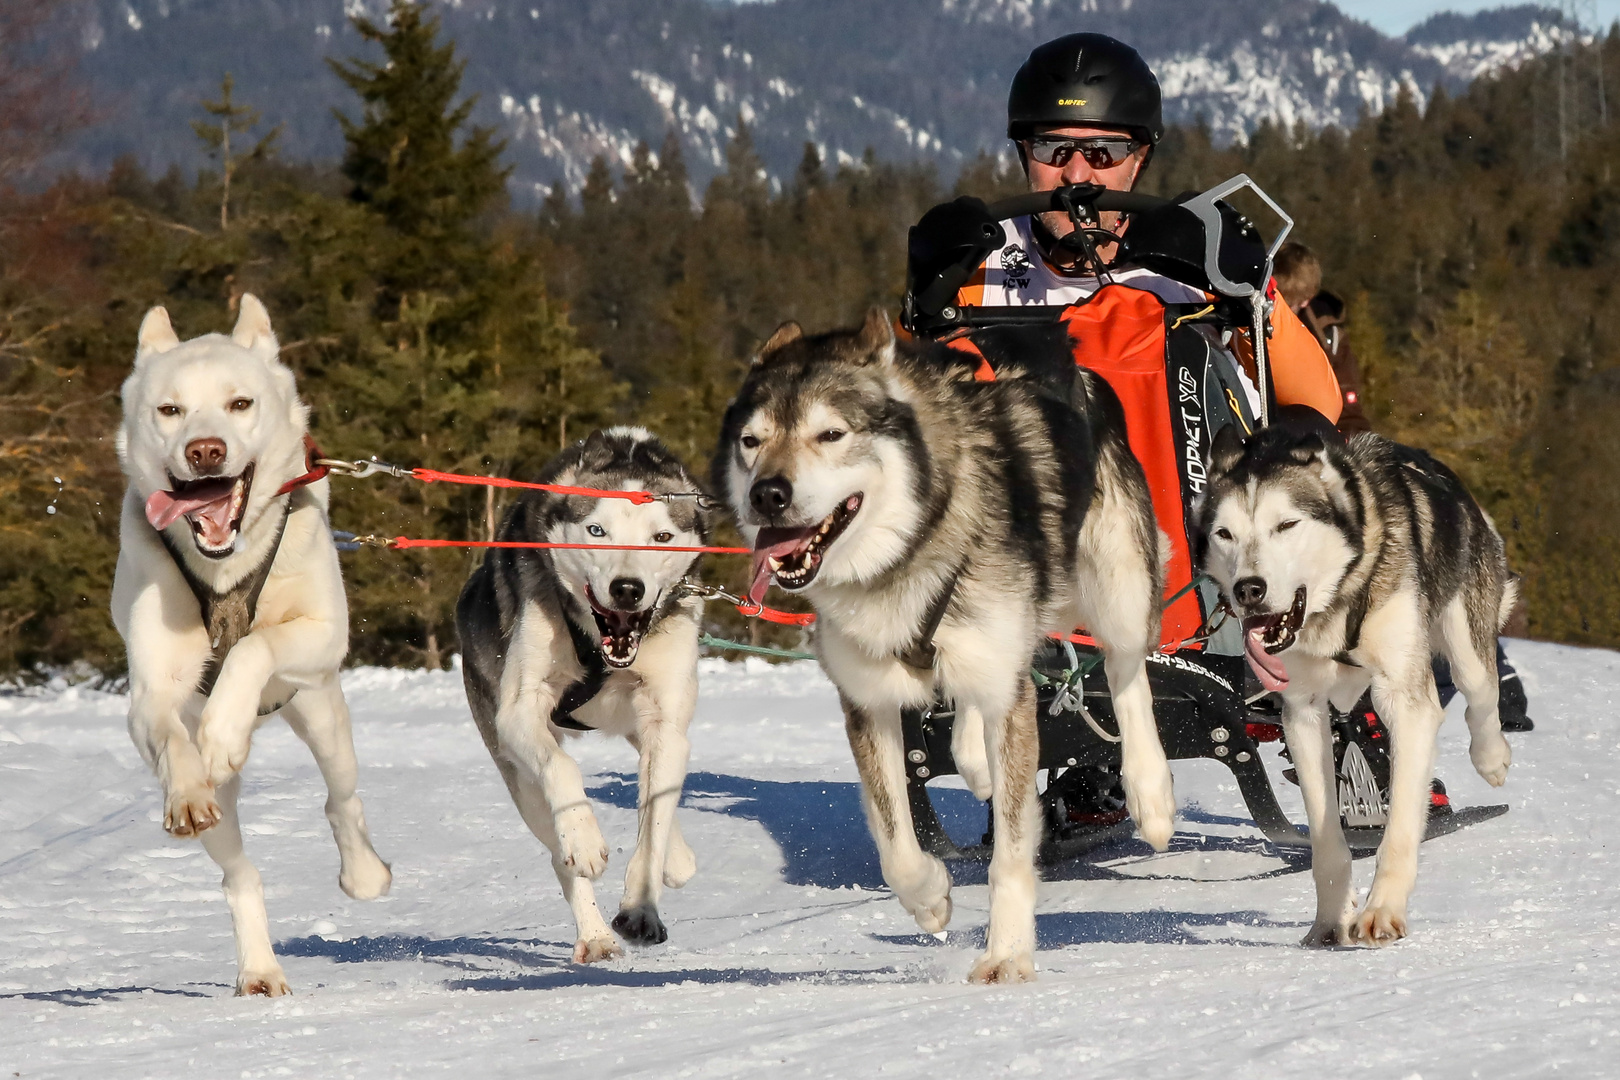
[136,307,180,360]
[1288,433,1326,466]
[231,293,275,351]
[854,307,896,365]
[1208,423,1246,476]
[754,321,803,367]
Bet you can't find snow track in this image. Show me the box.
[1,641,1616,1077]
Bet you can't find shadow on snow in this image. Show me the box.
[0,984,220,1006]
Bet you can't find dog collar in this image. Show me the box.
[276,436,331,497]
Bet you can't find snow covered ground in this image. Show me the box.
[1,639,1615,1078]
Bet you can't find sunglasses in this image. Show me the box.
[1026,136,1141,170]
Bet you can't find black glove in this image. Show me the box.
[905,197,1002,324]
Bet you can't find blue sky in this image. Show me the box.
[1337,1,1620,35]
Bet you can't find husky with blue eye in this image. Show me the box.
[1196,419,1516,948]
[456,427,711,963]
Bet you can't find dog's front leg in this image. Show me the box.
[496,611,610,884]
[613,683,695,947]
[1281,688,1355,946]
[1355,667,1445,946]
[841,692,953,934]
[197,615,339,787]
[129,679,220,837]
[968,674,1041,985]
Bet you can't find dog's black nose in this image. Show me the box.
[1233,577,1268,608]
[749,476,792,517]
[609,577,645,610]
[186,437,228,475]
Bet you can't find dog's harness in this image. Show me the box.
[898,571,960,672]
[159,492,304,709]
[550,614,612,732]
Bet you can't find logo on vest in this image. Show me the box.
[1000,245,1033,291]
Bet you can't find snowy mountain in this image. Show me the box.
[60,0,1581,198]
[1,641,1614,1075]
[1405,3,1581,82]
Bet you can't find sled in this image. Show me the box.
[901,645,1509,866]
[900,177,1508,865]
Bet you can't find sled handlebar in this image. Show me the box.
[983,184,1171,222]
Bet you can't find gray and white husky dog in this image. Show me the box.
[112,295,391,996]
[1195,420,1516,947]
[457,427,710,963]
[713,310,1176,984]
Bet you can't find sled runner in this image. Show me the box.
[899,178,1507,864]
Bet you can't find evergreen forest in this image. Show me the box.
[3,0,1619,677]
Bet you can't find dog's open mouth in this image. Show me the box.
[747,493,863,603]
[144,464,255,558]
[586,587,653,668]
[1240,586,1307,693]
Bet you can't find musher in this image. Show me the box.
[904,33,1527,830]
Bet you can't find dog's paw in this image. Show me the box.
[1470,731,1512,787]
[1122,758,1176,852]
[339,855,392,901]
[612,906,669,947]
[663,834,697,890]
[163,787,221,837]
[897,855,953,934]
[1349,904,1408,947]
[967,951,1036,985]
[1301,920,1350,948]
[236,967,290,997]
[554,807,609,879]
[197,724,251,788]
[572,936,624,964]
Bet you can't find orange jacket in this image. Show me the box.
[1228,289,1343,423]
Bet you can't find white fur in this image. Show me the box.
[111,296,389,996]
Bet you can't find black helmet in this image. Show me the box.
[1006,33,1164,145]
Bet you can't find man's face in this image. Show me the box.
[1023,124,1149,253]
[1024,124,1148,193]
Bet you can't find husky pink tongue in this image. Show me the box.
[144,483,236,546]
[1244,625,1290,692]
[747,529,815,604]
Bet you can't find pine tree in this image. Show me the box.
[329,0,509,302]
[191,73,280,230]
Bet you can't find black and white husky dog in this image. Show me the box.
[713,310,1175,984]
[1196,418,1516,947]
[456,427,710,963]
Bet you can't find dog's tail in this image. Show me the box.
[1498,573,1521,631]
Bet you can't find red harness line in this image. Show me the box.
[277,440,667,505]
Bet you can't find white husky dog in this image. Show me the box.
[112,295,390,996]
